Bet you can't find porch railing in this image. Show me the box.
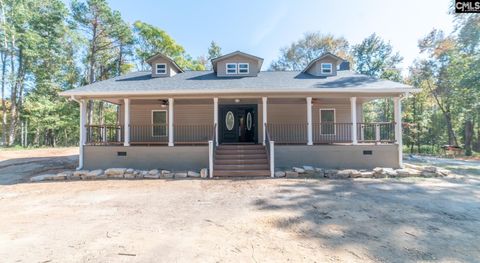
[208,123,217,178]
[267,123,308,144]
[86,125,124,145]
[357,122,395,143]
[264,123,274,177]
[266,122,396,144]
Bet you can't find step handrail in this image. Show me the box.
[208,123,217,178]
[264,123,275,178]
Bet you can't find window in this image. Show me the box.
[321,63,333,74]
[156,63,167,74]
[226,111,235,130]
[152,110,167,137]
[238,63,249,74]
[320,109,335,135]
[226,63,237,74]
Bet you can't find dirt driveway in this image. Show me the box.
[0,149,479,262]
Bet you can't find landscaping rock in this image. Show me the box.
[174,172,188,178]
[437,168,450,176]
[335,170,352,179]
[105,168,126,176]
[421,171,437,177]
[292,167,305,173]
[58,170,74,179]
[73,170,88,178]
[303,166,315,174]
[149,169,160,175]
[85,169,103,179]
[30,174,49,182]
[395,169,411,177]
[124,173,135,179]
[161,170,171,177]
[136,170,147,179]
[360,171,374,178]
[285,171,299,178]
[383,168,397,177]
[324,169,338,178]
[188,171,200,178]
[163,172,174,179]
[314,168,325,177]
[144,173,160,179]
[50,174,66,180]
[200,168,208,178]
[423,166,437,173]
[274,171,286,178]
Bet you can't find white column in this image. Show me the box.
[262,97,267,146]
[78,99,87,169]
[394,97,403,167]
[306,97,313,145]
[123,98,130,146]
[168,98,174,147]
[213,97,218,146]
[350,97,358,144]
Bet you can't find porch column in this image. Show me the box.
[213,97,218,146]
[350,97,358,144]
[79,99,87,169]
[123,98,130,146]
[168,98,174,146]
[306,97,313,145]
[262,97,267,145]
[394,97,403,167]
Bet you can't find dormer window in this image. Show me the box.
[226,63,237,74]
[156,63,167,74]
[238,63,249,74]
[321,63,332,74]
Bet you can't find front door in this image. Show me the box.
[220,105,257,143]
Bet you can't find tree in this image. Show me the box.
[352,33,404,122]
[270,32,350,71]
[352,33,403,80]
[71,0,133,126]
[133,21,204,71]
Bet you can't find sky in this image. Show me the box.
[105,0,454,72]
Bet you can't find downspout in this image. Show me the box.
[70,95,84,170]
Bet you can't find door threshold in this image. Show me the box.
[220,142,256,145]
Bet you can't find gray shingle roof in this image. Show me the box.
[61,70,415,96]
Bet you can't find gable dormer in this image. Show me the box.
[302,52,345,77]
[146,53,184,78]
[211,51,263,77]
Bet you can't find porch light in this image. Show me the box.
[235,99,240,103]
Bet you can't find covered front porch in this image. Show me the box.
[80,96,402,147]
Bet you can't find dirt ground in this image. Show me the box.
[0,149,479,262]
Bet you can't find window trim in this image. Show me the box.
[225,63,237,75]
[320,63,333,75]
[151,110,168,137]
[238,63,249,74]
[319,108,336,135]
[155,63,167,75]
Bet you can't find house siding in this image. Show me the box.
[216,54,259,77]
[306,56,338,77]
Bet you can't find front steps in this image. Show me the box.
[213,144,270,177]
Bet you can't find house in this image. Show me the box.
[61,51,419,177]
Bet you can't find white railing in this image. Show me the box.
[264,123,275,178]
[208,123,217,178]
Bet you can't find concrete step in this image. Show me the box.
[214,164,270,170]
[218,144,264,150]
[216,149,266,155]
[213,170,271,177]
[215,154,267,160]
[215,159,268,165]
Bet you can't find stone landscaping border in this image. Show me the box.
[30,164,449,182]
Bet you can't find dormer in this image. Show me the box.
[211,51,263,77]
[146,53,184,78]
[302,52,345,77]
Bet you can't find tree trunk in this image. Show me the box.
[8,47,22,146]
[464,119,473,156]
[0,50,6,146]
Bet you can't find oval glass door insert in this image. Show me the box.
[246,112,252,131]
[226,111,235,131]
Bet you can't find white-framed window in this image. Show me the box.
[321,63,333,74]
[238,63,249,74]
[319,108,336,135]
[156,63,167,74]
[226,63,237,74]
[152,110,167,137]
